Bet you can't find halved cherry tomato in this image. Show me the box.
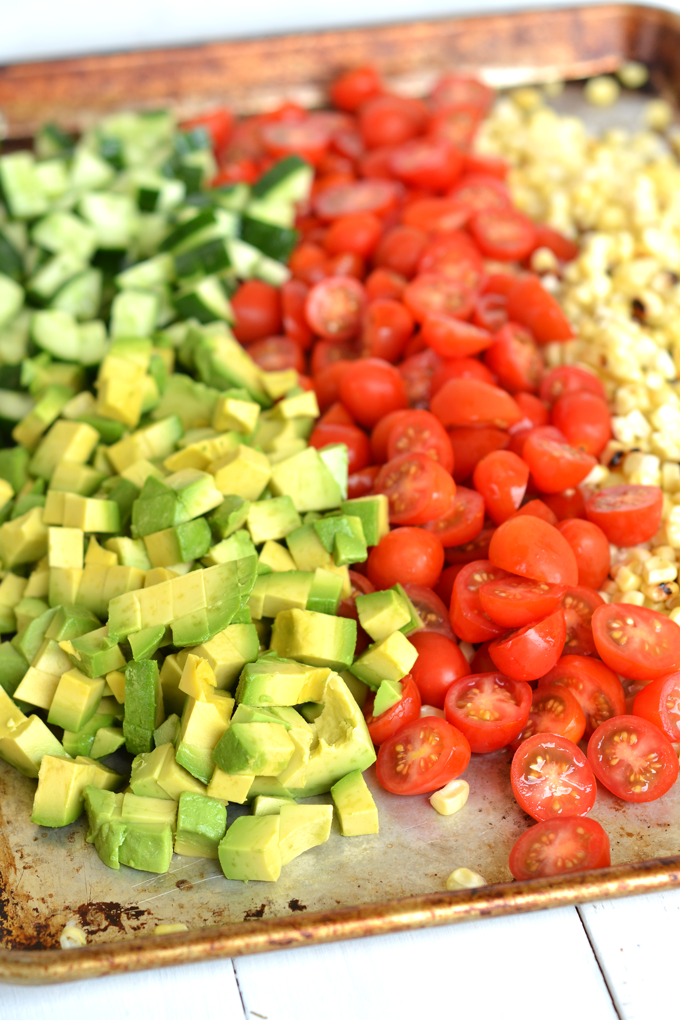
[339,358,408,428]
[314,178,401,219]
[446,523,496,566]
[434,565,464,609]
[511,733,596,821]
[450,560,508,643]
[542,488,587,522]
[489,516,579,586]
[367,527,444,589]
[389,138,464,192]
[422,315,494,358]
[633,671,680,742]
[318,401,355,428]
[261,118,330,166]
[585,485,663,547]
[588,714,679,803]
[305,275,366,340]
[347,465,379,499]
[386,409,454,472]
[448,174,511,215]
[248,336,305,373]
[430,358,495,395]
[431,379,523,430]
[404,273,478,324]
[444,672,532,752]
[592,602,680,683]
[473,450,529,525]
[533,224,580,262]
[231,279,282,343]
[540,365,606,406]
[484,323,543,394]
[376,715,471,794]
[365,267,407,303]
[404,584,455,639]
[506,275,574,343]
[561,586,604,657]
[512,500,559,527]
[448,427,509,483]
[370,409,411,463]
[362,298,414,362]
[422,486,485,547]
[338,570,375,656]
[428,106,482,151]
[401,198,468,235]
[489,608,566,682]
[557,520,611,591]
[523,431,597,494]
[432,74,495,114]
[409,631,470,709]
[551,391,611,457]
[328,250,366,279]
[398,347,442,407]
[511,683,586,750]
[464,152,509,179]
[473,291,508,333]
[374,226,428,279]
[479,576,566,629]
[323,212,383,258]
[514,391,549,428]
[538,654,626,738]
[417,233,486,287]
[281,278,313,350]
[308,422,371,473]
[375,452,455,525]
[364,674,422,746]
[330,65,383,112]
[469,208,537,261]
[509,817,610,880]
[359,94,428,149]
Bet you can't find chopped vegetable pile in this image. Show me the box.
[0,58,678,902]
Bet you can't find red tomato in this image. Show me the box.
[450,560,508,643]
[281,278,313,350]
[404,273,478,324]
[473,450,529,525]
[339,358,408,429]
[444,672,532,752]
[360,145,398,180]
[464,152,509,179]
[330,65,383,112]
[473,292,508,333]
[374,226,428,279]
[314,179,401,220]
[512,499,559,527]
[323,213,382,258]
[511,733,596,821]
[389,138,464,192]
[585,485,663,547]
[364,674,422,746]
[347,465,379,499]
[489,608,566,682]
[484,323,543,394]
[539,654,626,738]
[506,275,574,343]
[289,242,328,285]
[401,197,468,235]
[375,452,455,525]
[509,816,610,880]
[398,348,442,407]
[410,631,471,709]
[523,430,597,494]
[261,119,330,166]
[428,106,482,151]
[367,527,444,589]
[592,602,680,684]
[308,422,371,474]
[432,74,495,114]
[359,94,428,149]
[561,586,604,657]
[431,379,523,430]
[539,365,606,406]
[448,427,509,483]
[551,391,612,457]
[514,391,549,428]
[633,671,680,742]
[422,316,494,359]
[448,174,511,215]
[422,485,485,547]
[445,523,496,566]
[542,488,587,522]
[386,409,454,472]
[362,298,414,362]
[479,576,566,629]
[318,401,355,427]
[365,267,407,302]
[469,209,537,261]
[431,358,495,395]
[231,279,282,343]
[489,516,579,586]
[313,360,353,411]
[434,565,464,609]
[417,233,486,288]
[182,107,234,155]
[533,224,580,262]
[470,641,496,673]
[370,409,411,463]
[404,584,455,639]
[305,276,366,341]
[376,715,471,794]
[588,714,679,803]
[511,683,586,750]
[557,519,611,591]
[247,336,305,373]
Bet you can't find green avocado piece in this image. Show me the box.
[208,494,250,541]
[143,517,212,567]
[269,447,342,513]
[31,754,122,827]
[45,603,101,642]
[212,722,295,776]
[355,589,412,643]
[174,790,227,858]
[231,704,291,727]
[129,624,166,661]
[278,803,333,866]
[89,726,125,759]
[340,495,389,548]
[349,631,418,690]
[331,769,379,836]
[248,571,315,620]
[47,669,105,732]
[0,714,65,778]
[94,819,128,870]
[123,658,163,755]
[270,608,356,671]
[372,679,403,717]
[251,794,294,816]
[392,583,424,637]
[118,823,173,873]
[235,656,330,707]
[218,814,281,882]
[83,786,123,842]
[66,626,126,678]
[153,712,180,748]
[312,514,355,553]
[0,642,28,697]
[131,476,181,538]
[247,496,302,545]
[12,607,58,664]
[62,711,116,757]
[285,523,333,572]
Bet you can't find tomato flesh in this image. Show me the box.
[561,585,604,657]
[511,733,596,821]
[409,631,470,709]
[422,485,485,547]
[375,716,471,794]
[375,452,455,525]
[511,683,586,750]
[444,672,532,753]
[633,671,680,742]
[479,576,566,629]
[489,516,579,586]
[585,485,663,547]
[538,654,626,738]
[592,603,680,684]
[509,817,611,880]
[450,560,508,643]
[588,714,679,803]
[367,527,445,589]
[489,608,566,682]
[364,674,422,746]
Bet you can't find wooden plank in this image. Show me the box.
[234,906,618,1020]
[579,891,680,1020]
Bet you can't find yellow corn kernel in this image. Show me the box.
[430,779,469,817]
[60,925,87,949]
[652,545,677,563]
[154,923,189,935]
[617,62,649,89]
[643,557,678,584]
[645,99,673,131]
[615,565,642,592]
[446,867,487,891]
[641,581,677,602]
[616,590,646,606]
[662,463,680,493]
[669,607,680,624]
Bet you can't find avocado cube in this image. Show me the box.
[83,786,123,843]
[62,494,120,533]
[29,420,99,480]
[51,461,106,497]
[247,776,295,799]
[218,815,281,882]
[373,679,403,717]
[247,496,301,545]
[154,712,180,748]
[62,712,116,757]
[208,495,250,540]
[31,754,120,827]
[331,769,379,836]
[278,803,333,866]
[212,722,295,776]
[65,626,126,678]
[0,642,28,698]
[174,790,227,858]
[166,467,224,521]
[312,515,355,553]
[356,590,412,642]
[285,523,333,573]
[131,742,206,800]
[123,658,163,755]
[93,819,128,870]
[118,823,174,874]
[47,668,105,732]
[269,447,342,513]
[258,540,296,574]
[340,494,389,548]
[45,603,100,642]
[276,725,314,789]
[48,526,84,569]
[190,623,259,691]
[107,590,142,640]
[392,583,424,637]
[12,607,58,664]
[90,726,125,759]
[251,794,292,816]
[0,446,30,494]
[349,631,418,690]
[202,528,256,567]
[13,664,62,711]
[340,670,370,709]
[143,518,212,567]
[306,567,343,616]
[0,506,49,569]
[231,704,291,727]
[333,529,367,567]
[164,432,239,474]
[178,652,217,701]
[175,691,233,783]
[131,477,181,537]
[235,658,329,707]
[105,537,150,570]
[129,624,167,661]
[210,445,271,501]
[212,392,260,434]
[0,715,64,778]
[206,768,253,804]
[270,608,356,671]
[159,656,186,717]
[0,684,27,736]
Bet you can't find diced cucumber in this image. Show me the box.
[31,212,98,262]
[240,216,298,263]
[28,251,87,305]
[175,276,234,324]
[79,192,139,249]
[51,269,103,320]
[0,153,49,220]
[250,155,314,205]
[0,275,24,331]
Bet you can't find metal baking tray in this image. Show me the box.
[2,1,680,985]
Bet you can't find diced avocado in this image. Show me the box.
[105,537,150,570]
[0,506,49,569]
[94,819,129,870]
[0,714,64,778]
[249,571,315,620]
[0,684,27,736]
[193,327,270,406]
[154,712,180,748]
[269,447,342,513]
[333,526,367,567]
[285,523,333,572]
[118,823,174,874]
[15,596,49,631]
[208,494,250,541]
[258,540,297,574]
[47,668,105,732]
[129,624,166,661]
[247,496,301,545]
[373,679,403,716]
[45,603,100,642]
[0,642,28,697]
[340,494,389,547]
[218,814,281,882]
[83,786,123,843]
[106,668,126,705]
[231,703,290,727]
[306,567,343,615]
[356,589,412,642]
[62,712,116,757]
[247,776,295,799]
[270,608,356,671]
[65,626,126,678]
[189,623,259,691]
[349,631,418,690]
[123,658,163,755]
[131,742,206,800]
[89,726,125,759]
[235,657,329,707]
[212,722,295,776]
[331,770,379,836]
[252,794,292,816]
[175,690,233,783]
[174,790,227,859]
[340,670,370,709]
[178,652,217,702]
[202,528,256,568]
[12,606,58,664]
[206,768,253,804]
[166,467,224,521]
[143,518,212,567]
[159,655,185,716]
[210,445,271,500]
[121,791,178,829]
[31,754,122,827]
[275,724,313,789]
[212,391,260,434]
[297,702,323,723]
[13,662,63,711]
[278,803,333,866]
[392,583,424,637]
[29,420,99,481]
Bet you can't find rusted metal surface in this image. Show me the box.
[2,1,680,984]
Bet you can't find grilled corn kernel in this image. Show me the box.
[60,925,87,949]
[420,705,446,719]
[446,867,487,891]
[615,565,642,592]
[616,590,646,606]
[154,923,189,935]
[652,545,677,562]
[617,61,649,89]
[511,87,544,111]
[643,556,678,584]
[641,582,676,602]
[430,779,470,816]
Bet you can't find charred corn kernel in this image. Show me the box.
[602,579,621,597]
[616,590,646,606]
[430,779,469,816]
[446,867,486,891]
[585,76,620,107]
[646,99,674,131]
[60,925,87,949]
[618,61,649,89]
[420,705,445,719]
[641,581,677,602]
[643,557,678,584]
[154,923,188,935]
[615,565,642,592]
[583,464,610,487]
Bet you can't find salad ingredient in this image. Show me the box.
[509,817,611,880]
[375,715,471,794]
[511,732,596,821]
[587,715,679,802]
[430,777,469,816]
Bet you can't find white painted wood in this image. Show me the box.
[0,957,246,1020]
[234,906,617,1020]
[579,890,680,1020]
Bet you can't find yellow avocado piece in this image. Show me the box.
[209,445,271,501]
[212,394,260,435]
[32,754,120,827]
[159,653,185,716]
[0,506,49,569]
[0,716,64,778]
[178,653,217,701]
[189,625,259,691]
[278,803,333,866]
[206,768,253,804]
[105,669,126,704]
[121,791,178,830]
[0,685,27,737]
[86,536,118,567]
[47,667,105,732]
[48,526,84,569]
[30,420,99,480]
[218,814,281,882]
[331,769,379,836]
[14,666,62,711]
[258,540,296,574]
